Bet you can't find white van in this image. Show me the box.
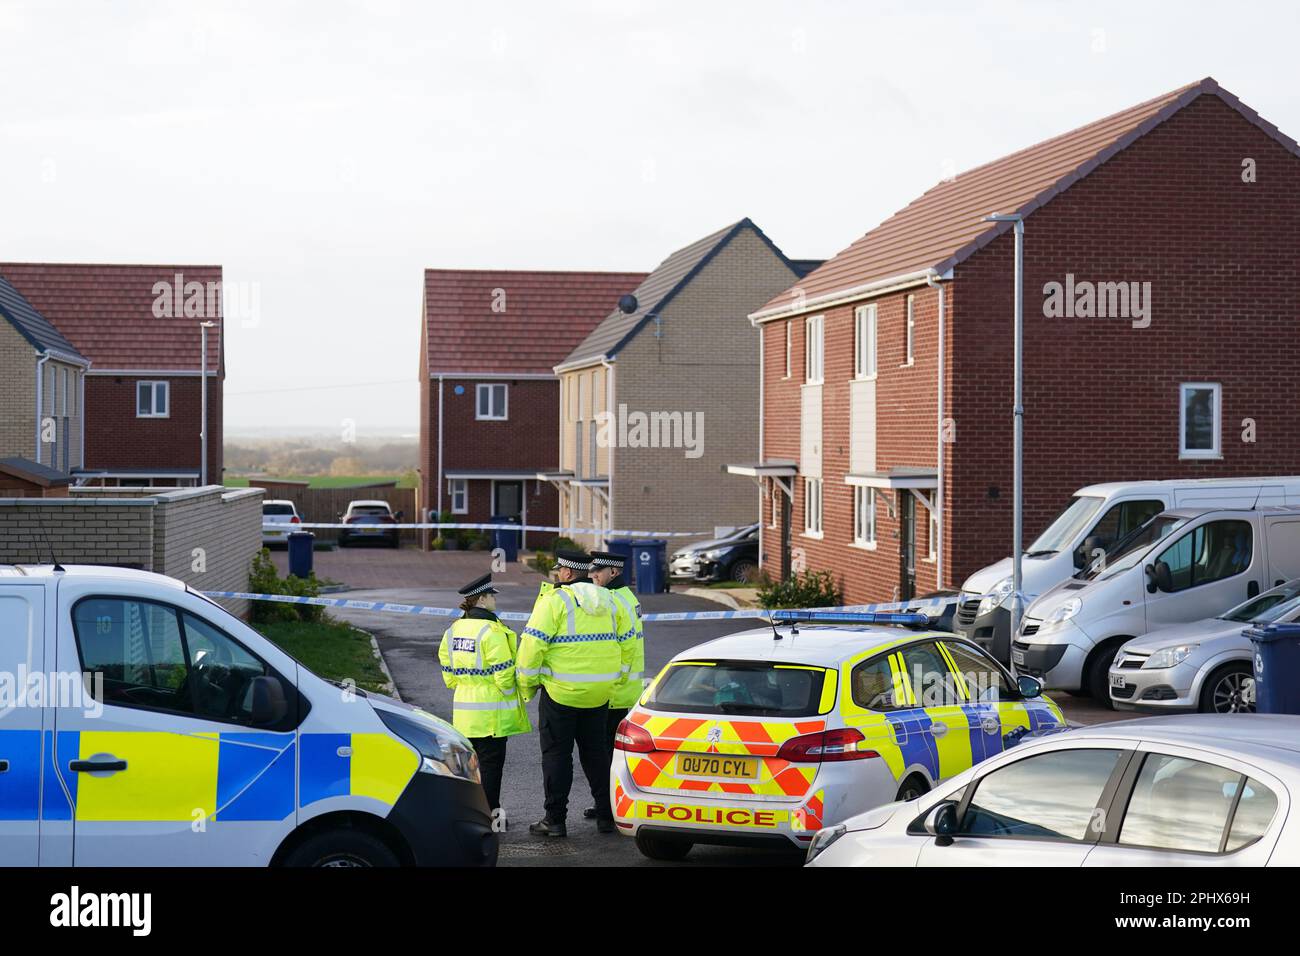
[0,564,495,867]
[1012,506,1300,704]
[955,478,1300,664]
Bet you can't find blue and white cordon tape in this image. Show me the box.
[277,522,709,539]
[201,590,954,625]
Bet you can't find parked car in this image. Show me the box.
[693,526,760,583]
[1109,578,1300,714]
[339,499,402,548]
[955,477,1300,665]
[0,563,495,866]
[1012,505,1300,705]
[806,714,1298,867]
[611,610,1064,861]
[670,523,760,580]
[261,499,302,547]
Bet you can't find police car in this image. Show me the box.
[0,564,495,867]
[610,611,1065,860]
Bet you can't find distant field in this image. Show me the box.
[225,474,416,489]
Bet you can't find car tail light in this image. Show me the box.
[613,719,655,754]
[291,515,300,524]
[776,728,877,763]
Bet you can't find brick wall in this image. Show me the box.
[83,373,223,481]
[760,93,1300,604]
[0,485,263,617]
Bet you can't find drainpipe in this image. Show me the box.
[35,352,50,464]
[78,368,86,469]
[436,374,444,517]
[926,275,945,590]
[757,322,765,568]
[601,357,615,549]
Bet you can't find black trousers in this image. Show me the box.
[538,688,612,823]
[469,735,508,811]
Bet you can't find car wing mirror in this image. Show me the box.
[923,801,958,847]
[249,676,288,726]
[1016,674,1043,699]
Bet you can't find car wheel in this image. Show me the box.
[1084,645,1121,709]
[282,829,400,867]
[895,774,929,802]
[1199,663,1256,714]
[728,559,760,584]
[634,831,693,861]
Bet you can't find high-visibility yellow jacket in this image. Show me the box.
[438,610,532,738]
[518,581,635,708]
[607,583,644,709]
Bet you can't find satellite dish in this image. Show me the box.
[617,294,638,315]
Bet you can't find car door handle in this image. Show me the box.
[931,722,949,738]
[0,759,8,773]
[69,757,127,773]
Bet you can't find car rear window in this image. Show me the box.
[263,504,295,516]
[645,660,827,717]
[352,506,391,517]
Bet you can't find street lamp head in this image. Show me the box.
[983,212,1023,223]
[199,320,216,328]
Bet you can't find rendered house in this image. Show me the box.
[554,219,818,548]
[0,263,224,486]
[736,78,1300,605]
[0,272,90,474]
[419,269,646,547]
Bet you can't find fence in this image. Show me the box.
[245,480,418,545]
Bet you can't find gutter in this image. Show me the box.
[749,268,944,325]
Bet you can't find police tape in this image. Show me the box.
[269,522,710,538]
[201,590,954,624]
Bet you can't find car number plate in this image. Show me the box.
[1012,649,1026,667]
[676,754,758,780]
[1109,674,1126,690]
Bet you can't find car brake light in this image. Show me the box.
[776,728,877,763]
[291,515,301,523]
[613,719,655,754]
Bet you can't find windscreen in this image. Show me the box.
[1221,585,1300,624]
[646,661,826,717]
[1086,514,1185,580]
[1027,496,1103,554]
[263,503,295,516]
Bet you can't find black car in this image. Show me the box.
[692,526,761,584]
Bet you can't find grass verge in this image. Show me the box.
[257,617,392,694]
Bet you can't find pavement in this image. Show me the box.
[314,548,1130,865]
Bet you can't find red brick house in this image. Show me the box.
[0,264,224,486]
[737,78,1300,605]
[419,269,646,547]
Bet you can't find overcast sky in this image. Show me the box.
[3,0,1297,437]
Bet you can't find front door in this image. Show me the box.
[0,584,45,866]
[493,481,523,519]
[899,493,916,601]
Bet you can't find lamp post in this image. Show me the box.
[200,320,215,486]
[983,213,1025,634]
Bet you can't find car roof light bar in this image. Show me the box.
[769,610,931,627]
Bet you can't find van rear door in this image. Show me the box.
[0,582,46,866]
[1264,516,1300,586]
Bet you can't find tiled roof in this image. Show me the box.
[560,218,805,370]
[0,263,223,370]
[0,273,86,362]
[424,269,648,376]
[755,77,1299,319]
[0,456,72,486]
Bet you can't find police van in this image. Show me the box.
[610,610,1064,860]
[0,564,495,867]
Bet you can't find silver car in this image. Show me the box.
[1108,579,1300,714]
[807,714,1299,866]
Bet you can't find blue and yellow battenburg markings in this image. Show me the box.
[0,730,418,822]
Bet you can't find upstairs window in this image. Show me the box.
[805,315,824,384]
[905,295,916,366]
[137,381,169,418]
[854,305,877,379]
[476,383,508,420]
[1180,383,1220,459]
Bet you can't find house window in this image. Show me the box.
[449,479,468,514]
[769,488,779,528]
[805,315,824,384]
[784,322,792,378]
[854,486,876,546]
[65,369,75,416]
[804,478,823,536]
[575,421,584,477]
[577,486,587,521]
[855,305,877,379]
[589,422,598,478]
[905,295,915,366]
[928,494,939,561]
[476,383,507,420]
[137,381,169,418]
[1180,383,1221,459]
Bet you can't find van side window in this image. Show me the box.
[72,596,272,724]
[1074,499,1164,569]
[1153,520,1253,592]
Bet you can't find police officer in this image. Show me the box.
[518,549,635,837]
[584,550,643,821]
[438,573,532,830]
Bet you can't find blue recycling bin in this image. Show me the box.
[631,539,667,595]
[490,514,521,563]
[603,537,635,573]
[1246,623,1300,714]
[288,531,315,579]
